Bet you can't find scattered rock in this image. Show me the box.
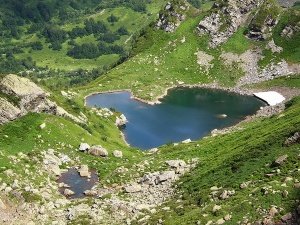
[64,189,75,196]
[148,148,159,154]
[216,218,225,224]
[182,139,191,144]
[195,51,214,72]
[273,155,288,166]
[124,183,142,193]
[156,171,176,184]
[281,213,292,222]
[113,150,123,158]
[281,23,300,38]
[49,164,61,176]
[219,190,229,200]
[240,181,250,189]
[282,190,289,197]
[115,114,128,127]
[210,186,222,191]
[266,39,283,53]
[294,183,300,188]
[78,165,90,177]
[79,143,90,152]
[0,198,6,209]
[224,214,232,221]
[88,145,108,157]
[284,132,300,146]
[213,205,221,213]
[165,160,186,168]
[269,206,278,217]
[84,190,97,196]
[40,123,46,129]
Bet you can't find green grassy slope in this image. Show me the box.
[138,97,300,225]
[0,1,299,224]
[76,1,299,103]
[0,112,144,186]
[75,7,244,102]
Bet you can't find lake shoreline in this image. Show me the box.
[83,83,254,107]
[85,86,266,150]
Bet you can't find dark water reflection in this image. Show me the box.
[57,168,98,199]
[86,88,265,149]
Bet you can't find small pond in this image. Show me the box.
[86,88,265,149]
[57,168,98,199]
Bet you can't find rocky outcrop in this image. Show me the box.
[0,97,22,124]
[266,39,283,53]
[247,0,281,40]
[284,132,300,146]
[197,0,260,47]
[42,149,71,176]
[281,23,300,38]
[0,74,56,113]
[0,74,84,124]
[115,114,128,127]
[156,0,188,32]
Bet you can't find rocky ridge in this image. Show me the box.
[156,0,189,32]
[197,0,261,47]
[0,74,84,124]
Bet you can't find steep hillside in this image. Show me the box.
[77,0,299,102]
[0,0,167,88]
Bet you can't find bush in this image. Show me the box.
[117,26,129,35]
[31,41,43,50]
[67,42,125,59]
[107,14,119,23]
[98,32,120,43]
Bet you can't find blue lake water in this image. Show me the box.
[86,88,265,149]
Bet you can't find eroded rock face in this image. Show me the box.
[246,0,281,41]
[0,74,56,113]
[156,0,188,33]
[284,132,300,146]
[197,0,260,47]
[0,97,22,124]
[0,74,84,124]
